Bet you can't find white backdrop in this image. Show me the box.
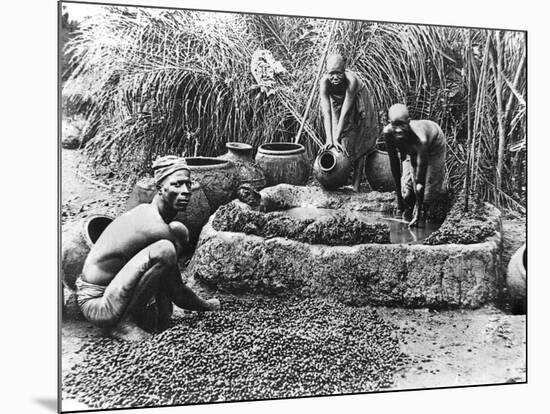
[2,0,544,413]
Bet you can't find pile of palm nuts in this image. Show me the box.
[64,296,405,409]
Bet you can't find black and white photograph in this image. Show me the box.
[56,0,530,412]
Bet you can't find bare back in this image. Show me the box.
[384,119,442,157]
[82,204,179,286]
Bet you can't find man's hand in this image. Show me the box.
[206,298,221,311]
[408,204,421,228]
[333,140,348,157]
[321,142,333,152]
[396,196,406,214]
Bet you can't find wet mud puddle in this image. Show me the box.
[281,207,441,244]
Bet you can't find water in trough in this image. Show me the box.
[280,207,441,244]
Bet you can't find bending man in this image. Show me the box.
[383,104,447,227]
[319,53,378,192]
[76,156,220,341]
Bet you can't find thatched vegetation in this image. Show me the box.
[63,6,526,211]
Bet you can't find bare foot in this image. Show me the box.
[109,320,152,342]
[206,298,221,311]
[342,185,357,192]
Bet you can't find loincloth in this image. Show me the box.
[75,274,169,329]
[75,276,121,326]
[75,276,106,309]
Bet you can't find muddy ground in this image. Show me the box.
[60,148,526,411]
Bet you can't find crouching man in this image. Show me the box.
[76,156,220,342]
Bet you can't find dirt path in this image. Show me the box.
[62,148,128,225]
[384,307,525,389]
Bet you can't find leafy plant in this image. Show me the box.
[63,7,526,211]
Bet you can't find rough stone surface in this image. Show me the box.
[62,119,82,149]
[188,185,503,309]
[212,202,391,245]
[423,196,495,244]
[260,184,397,212]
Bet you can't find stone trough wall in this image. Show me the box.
[187,185,503,309]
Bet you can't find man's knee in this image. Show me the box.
[150,239,177,265]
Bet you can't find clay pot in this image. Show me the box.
[255,142,311,186]
[365,144,395,192]
[218,142,266,190]
[62,214,113,290]
[125,177,212,245]
[185,157,237,210]
[313,148,352,190]
[506,243,526,313]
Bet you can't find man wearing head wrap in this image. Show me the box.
[319,53,379,191]
[382,104,447,227]
[75,155,220,342]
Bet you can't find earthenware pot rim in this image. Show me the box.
[258,142,305,156]
[185,157,234,170]
[368,149,389,156]
[83,214,114,248]
[226,142,253,152]
[317,150,337,172]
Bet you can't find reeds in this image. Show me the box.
[63,7,526,211]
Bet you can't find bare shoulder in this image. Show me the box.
[411,120,441,140]
[113,203,168,239]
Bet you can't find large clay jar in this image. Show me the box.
[62,214,113,290]
[125,177,211,245]
[506,243,526,314]
[312,148,352,190]
[185,157,236,211]
[218,142,266,191]
[365,144,395,192]
[255,142,311,186]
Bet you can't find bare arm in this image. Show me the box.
[408,149,428,227]
[319,77,333,146]
[333,74,358,143]
[383,127,405,211]
[168,221,189,258]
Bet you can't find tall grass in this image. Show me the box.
[63,7,526,211]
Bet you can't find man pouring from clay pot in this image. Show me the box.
[75,156,220,342]
[383,104,447,228]
[319,53,378,192]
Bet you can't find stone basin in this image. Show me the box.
[187,184,503,309]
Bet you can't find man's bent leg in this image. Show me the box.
[82,239,177,341]
[109,240,178,340]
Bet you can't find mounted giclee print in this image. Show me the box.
[60,0,527,411]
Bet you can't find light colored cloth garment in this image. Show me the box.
[401,124,446,203]
[329,76,378,162]
[75,277,120,327]
[152,155,189,185]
